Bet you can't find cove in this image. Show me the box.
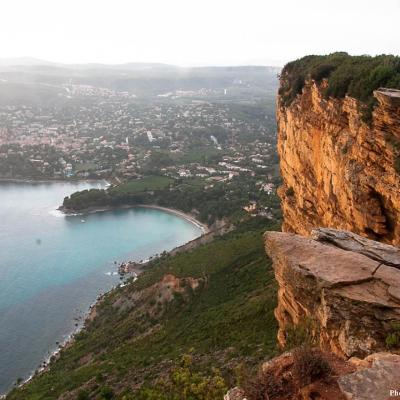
[0,181,202,394]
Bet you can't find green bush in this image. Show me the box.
[386,321,400,348]
[280,53,400,108]
[77,389,90,400]
[386,333,399,348]
[284,317,318,350]
[100,386,114,399]
[310,63,337,82]
[136,354,227,400]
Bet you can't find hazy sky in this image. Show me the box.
[1,0,399,66]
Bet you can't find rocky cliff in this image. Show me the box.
[277,80,400,245]
[242,228,400,400]
[265,228,400,358]
[236,54,400,400]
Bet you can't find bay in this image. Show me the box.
[0,181,202,394]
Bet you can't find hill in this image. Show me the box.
[7,218,279,399]
[0,63,280,102]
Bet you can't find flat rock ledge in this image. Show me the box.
[339,352,400,400]
[264,229,400,358]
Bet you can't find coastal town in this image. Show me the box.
[0,86,280,219]
[0,90,277,181]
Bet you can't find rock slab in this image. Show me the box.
[264,229,400,358]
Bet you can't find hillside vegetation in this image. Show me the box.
[7,218,278,400]
[279,52,400,108]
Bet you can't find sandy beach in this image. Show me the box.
[60,203,209,234]
[136,204,209,234]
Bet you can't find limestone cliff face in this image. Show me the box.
[264,228,400,358]
[277,81,400,245]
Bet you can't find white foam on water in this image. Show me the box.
[48,209,65,218]
[105,272,119,276]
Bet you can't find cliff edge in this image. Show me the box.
[256,228,400,399]
[277,75,400,245]
[265,228,400,358]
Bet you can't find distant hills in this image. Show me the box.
[0,56,283,69]
[0,58,181,72]
[0,57,281,72]
[0,58,280,102]
[0,57,56,67]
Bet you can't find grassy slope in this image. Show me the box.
[7,218,278,400]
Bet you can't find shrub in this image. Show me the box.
[310,64,337,82]
[96,373,106,383]
[386,333,399,348]
[360,98,378,125]
[386,321,400,348]
[285,187,295,197]
[284,317,318,350]
[136,354,227,400]
[77,389,90,400]
[234,362,250,387]
[100,386,114,400]
[292,346,331,385]
[242,368,293,400]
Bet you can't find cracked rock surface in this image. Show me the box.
[264,229,400,358]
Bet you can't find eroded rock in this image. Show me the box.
[276,81,400,246]
[264,230,400,358]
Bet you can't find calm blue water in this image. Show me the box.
[0,181,202,394]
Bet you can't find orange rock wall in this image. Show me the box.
[277,81,400,245]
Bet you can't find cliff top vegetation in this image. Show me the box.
[279,52,400,108]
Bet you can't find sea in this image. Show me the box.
[0,181,202,394]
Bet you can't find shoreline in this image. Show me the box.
[5,203,209,395]
[11,210,208,395]
[19,292,110,392]
[137,204,209,234]
[61,203,210,234]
